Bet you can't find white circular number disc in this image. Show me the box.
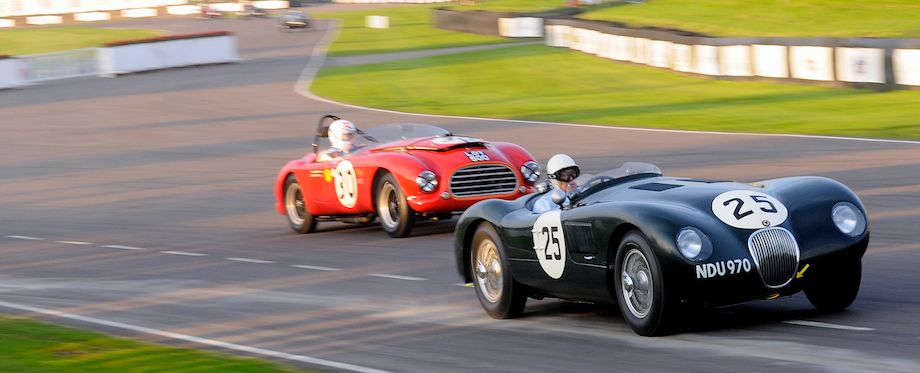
[532,210,566,279]
[712,190,788,229]
[334,160,358,208]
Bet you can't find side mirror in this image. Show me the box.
[535,181,552,194]
[550,189,567,206]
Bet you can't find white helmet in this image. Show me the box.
[328,119,357,151]
[547,154,580,183]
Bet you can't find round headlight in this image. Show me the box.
[832,202,866,236]
[676,227,712,261]
[415,170,437,193]
[521,161,541,184]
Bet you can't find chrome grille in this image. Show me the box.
[747,227,800,288]
[450,164,518,197]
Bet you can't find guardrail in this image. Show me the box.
[0,32,238,89]
[434,9,920,90]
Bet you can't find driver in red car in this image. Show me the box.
[317,119,361,162]
[532,154,581,213]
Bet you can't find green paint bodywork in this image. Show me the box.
[455,171,869,307]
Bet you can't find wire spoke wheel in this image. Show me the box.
[475,239,503,303]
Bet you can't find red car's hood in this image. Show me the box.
[370,136,486,152]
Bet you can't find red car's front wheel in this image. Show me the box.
[375,172,414,238]
[284,174,316,234]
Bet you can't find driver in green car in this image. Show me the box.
[532,154,581,214]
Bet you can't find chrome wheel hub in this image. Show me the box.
[285,182,305,225]
[621,248,653,319]
[475,240,503,303]
[378,183,399,230]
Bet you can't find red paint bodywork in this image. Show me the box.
[274,136,536,218]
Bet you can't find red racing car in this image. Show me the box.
[274,115,540,237]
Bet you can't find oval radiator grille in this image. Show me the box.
[747,227,800,288]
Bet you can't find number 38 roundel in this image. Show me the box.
[531,210,567,279]
[712,190,788,229]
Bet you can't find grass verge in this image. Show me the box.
[0,315,309,372]
[445,0,575,12]
[0,27,163,55]
[313,5,508,57]
[313,44,920,140]
[579,0,920,38]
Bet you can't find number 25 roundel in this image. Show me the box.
[712,190,788,229]
[532,210,567,279]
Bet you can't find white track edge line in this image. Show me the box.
[290,265,341,271]
[5,235,44,240]
[0,300,391,373]
[226,257,274,264]
[369,273,427,281]
[294,22,919,146]
[102,245,146,251]
[56,241,92,245]
[159,251,208,257]
[784,320,875,331]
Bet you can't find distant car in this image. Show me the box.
[238,4,267,18]
[278,10,310,31]
[454,162,870,335]
[202,5,223,19]
[274,115,540,237]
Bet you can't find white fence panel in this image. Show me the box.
[18,48,99,82]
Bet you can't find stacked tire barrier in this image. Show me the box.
[435,9,920,91]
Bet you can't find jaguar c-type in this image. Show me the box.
[454,163,869,335]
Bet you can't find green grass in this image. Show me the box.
[0,316,309,372]
[446,0,573,12]
[314,5,508,57]
[0,27,162,55]
[313,45,920,140]
[580,0,920,38]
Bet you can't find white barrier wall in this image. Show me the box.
[254,1,289,9]
[122,8,157,18]
[0,0,186,17]
[0,58,24,89]
[719,45,751,76]
[753,45,788,78]
[0,18,13,27]
[541,20,916,88]
[366,15,389,29]
[836,48,885,83]
[26,15,62,25]
[790,46,834,81]
[499,17,543,38]
[894,49,920,86]
[334,0,450,3]
[74,11,110,21]
[694,45,720,76]
[672,44,692,72]
[167,5,200,15]
[648,40,672,68]
[98,35,239,76]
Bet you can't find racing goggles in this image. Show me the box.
[552,166,580,182]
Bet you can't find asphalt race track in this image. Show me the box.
[2,9,919,373]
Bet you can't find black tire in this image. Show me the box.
[375,172,415,238]
[804,259,861,311]
[613,230,676,336]
[283,174,316,234]
[471,223,527,319]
